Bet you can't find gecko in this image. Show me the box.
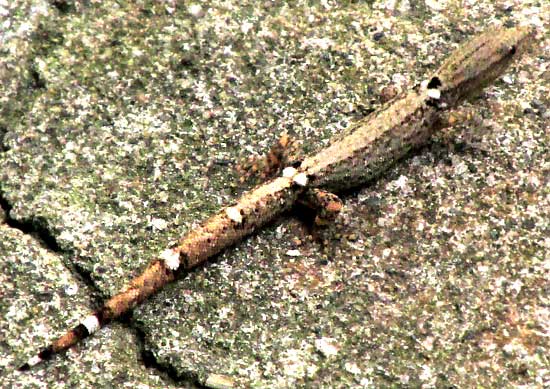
[18,25,535,370]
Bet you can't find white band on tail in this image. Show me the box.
[27,355,42,367]
[160,248,180,271]
[82,315,100,334]
[226,207,243,224]
[282,166,297,178]
[293,172,308,186]
[282,166,308,186]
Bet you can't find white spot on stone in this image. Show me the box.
[58,230,75,243]
[344,361,362,375]
[427,88,441,99]
[286,249,301,257]
[420,336,435,351]
[27,355,42,367]
[205,374,236,389]
[302,36,334,50]
[453,159,468,176]
[281,348,317,378]
[217,306,232,320]
[160,248,180,270]
[315,337,340,357]
[360,378,374,387]
[241,21,253,34]
[526,174,540,188]
[394,175,410,193]
[188,4,203,17]
[223,45,233,56]
[419,364,434,382]
[7,303,26,321]
[392,72,407,87]
[508,279,523,296]
[282,166,297,178]
[149,217,168,231]
[293,172,308,186]
[64,141,76,151]
[226,207,242,224]
[425,0,446,11]
[82,315,100,334]
[64,284,78,296]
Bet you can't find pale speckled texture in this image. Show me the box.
[1,0,548,388]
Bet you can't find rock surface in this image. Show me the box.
[1,1,548,387]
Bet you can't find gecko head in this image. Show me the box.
[428,26,536,107]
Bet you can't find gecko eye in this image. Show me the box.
[427,76,442,89]
[509,45,517,55]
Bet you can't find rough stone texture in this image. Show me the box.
[1,0,548,388]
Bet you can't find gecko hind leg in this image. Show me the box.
[298,188,343,226]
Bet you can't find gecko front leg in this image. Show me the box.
[236,132,304,184]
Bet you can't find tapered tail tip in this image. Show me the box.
[17,345,53,371]
[17,354,44,371]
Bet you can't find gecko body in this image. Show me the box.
[19,25,534,370]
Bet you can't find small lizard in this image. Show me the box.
[18,25,535,370]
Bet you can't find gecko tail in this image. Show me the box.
[18,310,107,371]
[18,256,179,371]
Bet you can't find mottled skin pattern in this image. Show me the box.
[18,26,535,370]
[179,176,302,267]
[300,89,441,192]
